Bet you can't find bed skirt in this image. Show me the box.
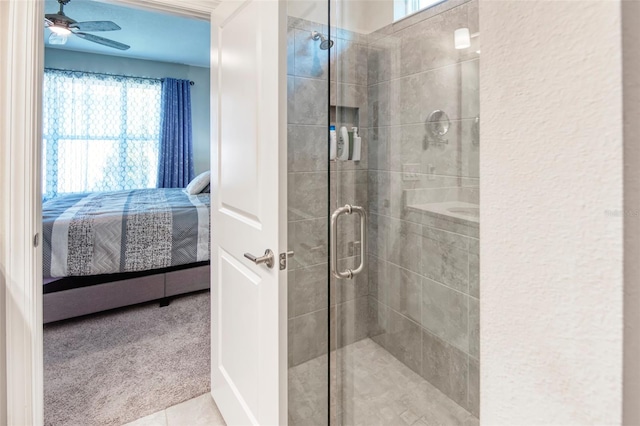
[43,262,210,323]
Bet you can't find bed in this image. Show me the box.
[42,188,211,323]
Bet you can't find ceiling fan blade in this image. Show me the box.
[74,32,130,51]
[70,21,121,32]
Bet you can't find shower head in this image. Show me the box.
[320,39,333,50]
[311,31,333,50]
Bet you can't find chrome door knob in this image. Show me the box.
[244,249,275,269]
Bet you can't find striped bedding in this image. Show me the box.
[43,188,210,279]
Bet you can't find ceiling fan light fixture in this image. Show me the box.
[49,25,71,35]
[43,0,130,50]
[48,32,68,45]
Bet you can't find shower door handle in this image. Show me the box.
[330,204,367,279]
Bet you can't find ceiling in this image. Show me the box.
[44,0,211,67]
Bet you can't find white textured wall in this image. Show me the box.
[480,1,624,424]
[362,0,393,33]
[44,48,211,175]
[0,1,8,424]
[622,0,640,424]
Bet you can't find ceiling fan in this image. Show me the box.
[44,0,130,51]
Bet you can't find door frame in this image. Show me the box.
[0,0,224,423]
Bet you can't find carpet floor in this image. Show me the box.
[44,290,211,426]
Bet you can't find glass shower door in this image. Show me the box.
[329,0,481,424]
[286,1,331,424]
[327,23,371,424]
[286,0,480,422]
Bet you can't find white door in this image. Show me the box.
[210,0,287,425]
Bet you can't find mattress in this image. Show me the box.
[43,188,210,279]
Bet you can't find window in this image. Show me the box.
[42,69,162,200]
[394,0,447,21]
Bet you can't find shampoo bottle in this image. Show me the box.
[338,126,349,161]
[329,125,337,160]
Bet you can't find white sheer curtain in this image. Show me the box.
[42,68,162,200]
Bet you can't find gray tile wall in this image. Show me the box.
[330,25,371,355]
[287,16,332,426]
[287,17,372,425]
[366,0,480,417]
[287,17,370,368]
[288,16,330,369]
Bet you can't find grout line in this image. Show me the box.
[370,211,479,240]
[365,57,479,88]
[287,123,330,128]
[289,295,370,321]
[369,211,479,236]
[287,171,330,175]
[371,170,480,179]
[288,217,328,223]
[368,252,477,358]
[367,250,477,300]
[364,167,481,180]
[359,118,480,129]
[369,293,472,357]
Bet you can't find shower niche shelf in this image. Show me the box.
[330,105,360,130]
[330,105,362,163]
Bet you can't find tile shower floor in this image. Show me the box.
[289,338,479,426]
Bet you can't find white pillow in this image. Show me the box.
[184,171,211,195]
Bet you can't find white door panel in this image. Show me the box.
[219,2,260,222]
[210,0,287,424]
[218,250,260,419]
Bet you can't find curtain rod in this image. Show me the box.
[44,68,195,86]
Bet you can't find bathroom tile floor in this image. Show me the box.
[290,338,479,426]
[124,393,226,426]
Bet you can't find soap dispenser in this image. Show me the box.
[352,127,362,162]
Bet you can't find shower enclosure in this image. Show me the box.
[287,0,479,423]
